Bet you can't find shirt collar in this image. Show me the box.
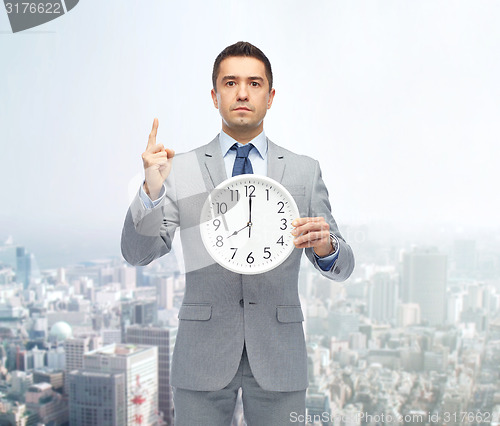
[219,130,268,159]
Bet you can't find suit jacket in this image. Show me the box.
[121,136,355,392]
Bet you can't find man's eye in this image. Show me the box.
[226,81,235,87]
[251,82,260,87]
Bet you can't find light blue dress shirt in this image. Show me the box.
[139,130,339,270]
[218,129,268,178]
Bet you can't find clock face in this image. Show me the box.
[200,174,300,275]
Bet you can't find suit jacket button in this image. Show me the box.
[239,299,244,307]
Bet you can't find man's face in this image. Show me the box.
[211,56,275,140]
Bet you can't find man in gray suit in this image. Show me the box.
[121,42,354,425]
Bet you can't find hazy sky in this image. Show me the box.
[1,0,499,267]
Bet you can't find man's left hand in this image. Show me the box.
[291,217,333,257]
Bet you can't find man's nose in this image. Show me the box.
[237,85,249,101]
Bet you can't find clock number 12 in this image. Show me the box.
[245,185,255,198]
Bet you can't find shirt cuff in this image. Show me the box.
[139,182,166,209]
[314,234,340,271]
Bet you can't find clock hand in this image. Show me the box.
[227,224,249,238]
[248,197,252,238]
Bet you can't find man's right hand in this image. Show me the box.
[141,118,175,200]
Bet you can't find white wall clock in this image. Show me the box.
[200,174,299,274]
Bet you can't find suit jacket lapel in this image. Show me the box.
[267,139,286,183]
[202,136,286,188]
[203,135,227,190]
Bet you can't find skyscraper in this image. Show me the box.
[126,324,177,425]
[68,370,126,426]
[16,247,40,290]
[153,276,174,310]
[401,248,447,325]
[64,335,101,394]
[83,343,158,426]
[368,270,398,323]
[120,299,158,339]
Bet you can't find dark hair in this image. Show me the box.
[212,41,273,92]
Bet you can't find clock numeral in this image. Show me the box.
[246,252,254,264]
[230,189,240,202]
[213,219,221,231]
[263,247,271,259]
[277,236,284,245]
[216,235,224,247]
[230,247,237,259]
[245,185,256,198]
[280,218,287,230]
[266,189,270,201]
[214,202,227,214]
[277,201,285,214]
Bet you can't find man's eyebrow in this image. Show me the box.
[221,75,265,82]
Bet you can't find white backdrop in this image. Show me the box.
[1,0,498,266]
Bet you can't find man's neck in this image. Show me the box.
[221,124,263,144]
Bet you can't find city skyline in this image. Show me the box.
[1,223,499,425]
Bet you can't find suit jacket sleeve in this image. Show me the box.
[121,168,179,266]
[303,160,355,281]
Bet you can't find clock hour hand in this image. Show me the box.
[227,224,249,238]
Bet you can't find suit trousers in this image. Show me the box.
[173,345,306,426]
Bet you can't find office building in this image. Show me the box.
[401,248,447,325]
[397,303,421,327]
[33,369,64,391]
[48,346,66,370]
[120,299,158,338]
[25,383,68,425]
[102,328,122,345]
[154,276,174,310]
[126,325,177,425]
[368,270,398,323]
[16,247,40,290]
[68,370,126,426]
[64,335,101,394]
[10,370,33,396]
[83,343,158,426]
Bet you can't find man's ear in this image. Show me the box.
[267,88,276,109]
[211,89,219,109]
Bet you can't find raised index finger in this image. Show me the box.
[147,118,159,149]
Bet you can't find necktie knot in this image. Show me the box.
[232,143,253,159]
[231,143,254,176]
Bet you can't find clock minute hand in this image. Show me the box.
[248,197,252,238]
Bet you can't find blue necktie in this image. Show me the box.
[231,143,254,176]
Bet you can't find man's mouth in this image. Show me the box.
[233,106,251,111]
